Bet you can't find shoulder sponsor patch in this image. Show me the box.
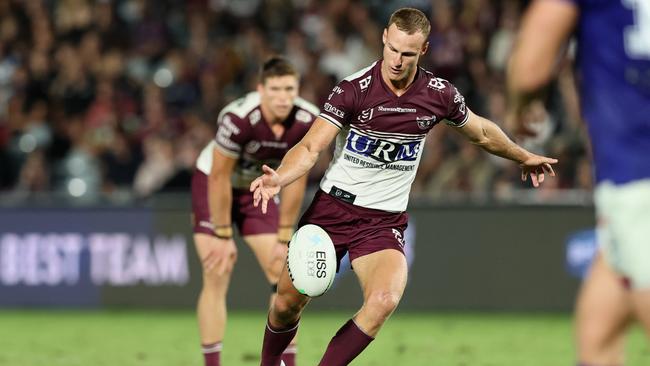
[359,76,372,91]
[324,103,345,119]
[328,86,344,100]
[427,77,446,91]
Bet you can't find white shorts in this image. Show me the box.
[595,179,650,289]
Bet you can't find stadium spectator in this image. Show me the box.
[0,0,591,203]
[250,8,557,366]
[507,1,650,365]
[191,57,318,366]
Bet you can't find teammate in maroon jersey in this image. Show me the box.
[191,57,318,366]
[251,9,557,366]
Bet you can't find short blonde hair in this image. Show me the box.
[388,8,431,38]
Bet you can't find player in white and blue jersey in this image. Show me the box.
[507,1,650,365]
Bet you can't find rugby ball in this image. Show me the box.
[287,224,336,297]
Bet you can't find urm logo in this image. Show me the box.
[345,130,421,163]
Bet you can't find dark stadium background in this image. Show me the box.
[3,1,647,365]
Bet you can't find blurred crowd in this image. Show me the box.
[0,0,592,204]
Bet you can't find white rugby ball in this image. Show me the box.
[287,224,336,297]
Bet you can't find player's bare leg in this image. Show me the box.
[631,289,650,339]
[246,234,301,366]
[575,252,632,366]
[318,249,407,366]
[260,262,310,366]
[195,233,237,366]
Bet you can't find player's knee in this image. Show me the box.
[365,290,401,319]
[273,295,305,323]
[201,258,236,286]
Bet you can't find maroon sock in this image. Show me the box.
[261,319,299,366]
[318,319,374,366]
[201,342,222,366]
[281,344,297,366]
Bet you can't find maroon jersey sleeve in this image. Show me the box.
[443,82,470,128]
[319,81,357,129]
[214,112,251,158]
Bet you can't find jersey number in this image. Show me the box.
[623,0,650,59]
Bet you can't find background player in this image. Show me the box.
[507,1,650,365]
[191,57,318,366]
[251,8,557,366]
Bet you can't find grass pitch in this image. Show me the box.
[0,310,648,366]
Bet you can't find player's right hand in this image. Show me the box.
[202,238,237,275]
[250,164,281,214]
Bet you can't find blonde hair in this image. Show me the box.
[388,8,431,37]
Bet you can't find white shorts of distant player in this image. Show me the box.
[595,178,650,289]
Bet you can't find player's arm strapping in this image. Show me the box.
[251,117,340,213]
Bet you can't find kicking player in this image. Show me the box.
[507,1,650,365]
[251,8,557,366]
[191,57,318,366]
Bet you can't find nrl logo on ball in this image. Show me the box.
[416,115,436,129]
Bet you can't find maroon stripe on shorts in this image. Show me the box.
[298,190,408,270]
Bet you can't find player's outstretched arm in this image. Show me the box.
[251,117,339,213]
[506,0,577,136]
[454,110,558,187]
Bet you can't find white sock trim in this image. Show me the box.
[201,342,223,354]
[266,321,299,334]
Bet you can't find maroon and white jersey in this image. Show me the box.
[196,92,319,188]
[319,61,469,212]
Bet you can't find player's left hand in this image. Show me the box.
[520,154,558,187]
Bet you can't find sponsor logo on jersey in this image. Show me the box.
[378,105,417,113]
[345,130,421,163]
[261,140,288,149]
[296,109,313,123]
[358,108,374,123]
[249,109,262,125]
[427,77,446,90]
[324,103,345,118]
[416,115,436,129]
[392,228,405,248]
[216,134,240,151]
[245,141,261,154]
[453,87,466,114]
[359,76,372,91]
[328,86,344,100]
[220,115,241,136]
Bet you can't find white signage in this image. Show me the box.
[0,233,190,287]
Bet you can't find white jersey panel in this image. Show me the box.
[196,140,216,174]
[319,126,425,212]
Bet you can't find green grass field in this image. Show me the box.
[0,310,648,366]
